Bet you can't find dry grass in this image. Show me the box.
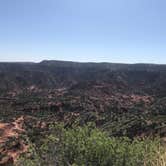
[144,148,166,166]
[155,152,166,166]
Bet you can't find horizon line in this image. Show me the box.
[0,59,165,65]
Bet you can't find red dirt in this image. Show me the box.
[0,116,28,163]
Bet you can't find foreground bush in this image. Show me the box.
[17,124,166,166]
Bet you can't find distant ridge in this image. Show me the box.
[0,60,166,97]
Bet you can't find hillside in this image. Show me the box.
[1,61,166,96]
[0,60,166,165]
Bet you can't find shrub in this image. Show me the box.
[16,124,166,166]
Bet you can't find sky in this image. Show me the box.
[0,0,166,63]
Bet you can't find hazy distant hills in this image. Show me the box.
[0,60,166,97]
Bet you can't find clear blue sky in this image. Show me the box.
[0,0,166,63]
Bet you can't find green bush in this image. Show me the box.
[16,124,166,166]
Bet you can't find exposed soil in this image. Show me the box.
[0,116,28,164]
